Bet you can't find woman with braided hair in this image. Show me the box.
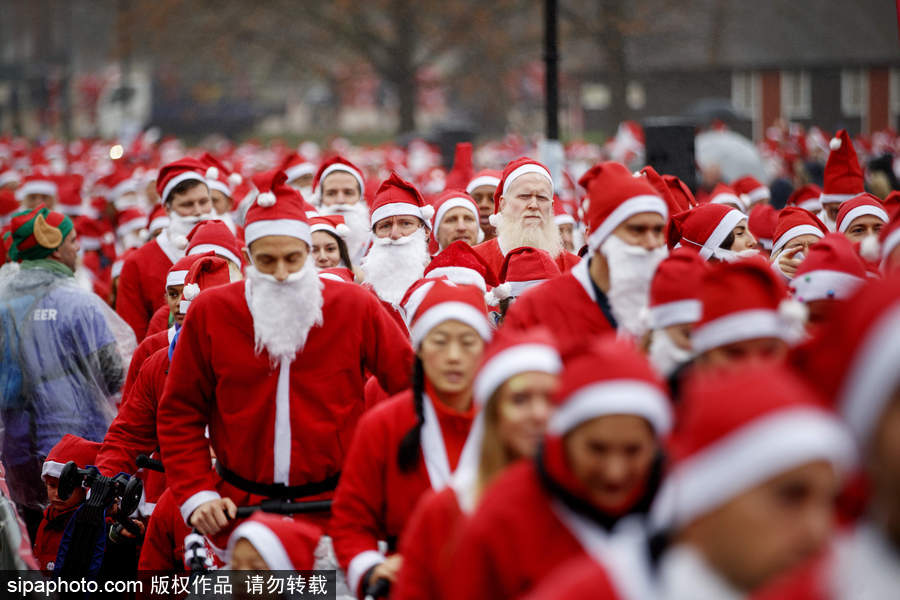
[330,280,491,599]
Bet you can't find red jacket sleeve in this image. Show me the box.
[138,490,184,572]
[116,256,151,340]
[95,354,162,477]
[156,294,219,521]
[362,295,414,396]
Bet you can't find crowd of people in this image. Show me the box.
[0,123,899,599]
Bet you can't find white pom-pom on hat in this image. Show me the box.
[778,298,809,343]
[490,282,512,303]
[228,172,243,187]
[335,223,351,237]
[421,204,435,222]
[138,228,151,242]
[859,234,880,261]
[205,166,219,180]
[257,192,276,207]
[488,213,501,228]
[174,235,189,249]
[183,283,201,301]
[829,137,842,151]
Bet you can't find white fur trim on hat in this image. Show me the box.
[651,407,855,531]
[162,171,207,204]
[41,460,66,479]
[317,163,364,195]
[501,164,552,197]
[426,266,487,292]
[680,209,744,261]
[15,180,58,201]
[466,175,501,194]
[819,193,857,206]
[228,520,294,570]
[434,197,479,232]
[746,187,770,203]
[507,279,547,298]
[771,224,825,257]
[650,299,702,330]
[149,215,170,232]
[789,269,864,302]
[554,213,576,227]
[692,309,788,354]
[244,219,311,247]
[710,193,746,213]
[188,243,242,268]
[881,228,900,264]
[166,270,189,288]
[410,301,491,348]
[285,162,316,183]
[837,205,888,233]
[370,203,429,230]
[799,198,822,212]
[587,195,669,251]
[206,179,231,199]
[473,344,562,407]
[549,380,672,435]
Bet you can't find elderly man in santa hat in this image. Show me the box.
[472,158,579,276]
[157,171,413,548]
[116,157,214,340]
[361,172,434,328]
[503,161,668,341]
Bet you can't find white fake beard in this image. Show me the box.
[819,209,837,233]
[710,247,760,262]
[166,211,213,244]
[320,202,371,263]
[361,227,429,305]
[246,261,324,364]
[648,329,693,378]
[601,235,668,338]
[496,211,563,258]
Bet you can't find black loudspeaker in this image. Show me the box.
[643,118,697,192]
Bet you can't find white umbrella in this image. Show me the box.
[695,130,766,183]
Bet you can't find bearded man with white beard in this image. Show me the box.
[116,158,214,340]
[503,161,668,342]
[312,156,372,265]
[473,157,581,276]
[361,172,435,331]
[157,170,413,552]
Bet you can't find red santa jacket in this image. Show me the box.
[157,278,414,531]
[330,389,473,597]
[145,304,171,338]
[139,487,193,572]
[520,555,623,600]
[116,236,178,340]
[392,487,467,600]
[121,327,172,400]
[473,237,580,276]
[447,461,586,600]
[32,506,77,571]
[502,258,615,340]
[96,347,168,504]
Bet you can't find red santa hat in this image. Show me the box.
[115,206,147,238]
[156,157,209,204]
[792,276,900,442]
[771,207,828,257]
[147,204,170,234]
[820,129,864,206]
[490,158,553,225]
[641,166,687,215]
[465,169,501,195]
[747,203,778,251]
[883,190,900,220]
[648,248,706,329]
[166,251,212,288]
[97,166,138,208]
[200,152,242,198]
[430,190,483,247]
[280,152,318,184]
[226,512,321,570]
[312,156,365,196]
[407,279,491,348]
[732,175,770,206]
[708,182,747,213]
[0,190,18,227]
[553,199,577,227]
[309,214,350,238]
[41,434,101,479]
[54,174,85,217]
[789,234,867,303]
[692,258,802,354]
[650,362,855,530]
[180,254,232,313]
[111,247,135,279]
[318,266,355,283]
[835,193,888,234]
[15,173,58,202]
[662,174,697,210]
[878,210,900,269]
[492,246,561,301]
[424,240,498,293]
[244,170,311,247]
[579,161,668,251]
[667,204,745,260]
[185,219,243,267]
[0,166,21,188]
[369,172,434,230]
[786,183,823,212]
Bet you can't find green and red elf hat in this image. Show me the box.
[5,204,74,262]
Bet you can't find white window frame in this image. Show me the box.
[889,68,900,126]
[841,69,868,117]
[731,71,758,120]
[780,70,811,119]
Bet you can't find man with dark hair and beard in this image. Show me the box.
[312,156,371,264]
[156,171,414,553]
[503,161,668,342]
[361,172,435,330]
[473,158,580,276]
[116,158,214,340]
